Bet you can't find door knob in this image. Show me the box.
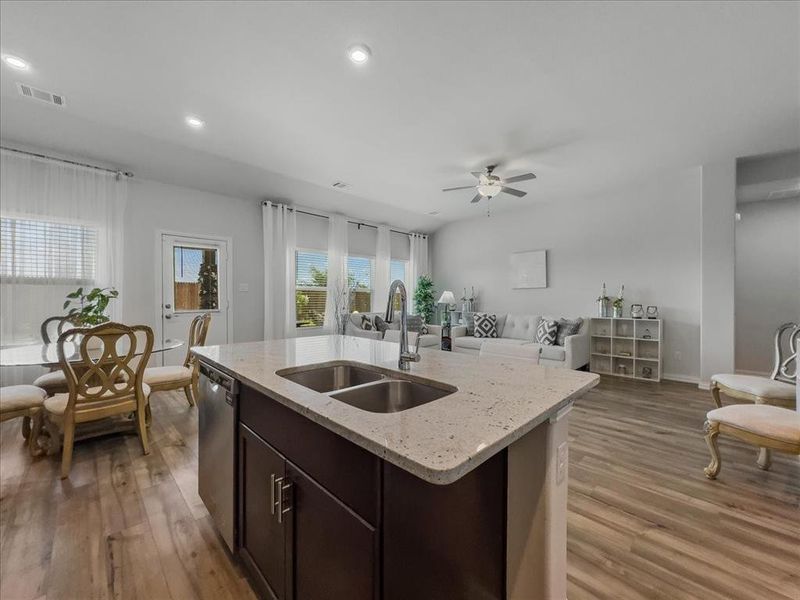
[165,303,172,309]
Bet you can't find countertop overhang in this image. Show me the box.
[192,335,599,484]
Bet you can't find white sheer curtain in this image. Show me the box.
[407,233,430,315]
[263,202,297,340]
[0,149,126,384]
[373,225,391,312]
[323,214,349,333]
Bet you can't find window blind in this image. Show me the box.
[0,216,97,283]
[296,250,328,327]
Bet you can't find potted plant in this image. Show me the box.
[63,287,119,326]
[612,284,625,318]
[413,275,436,324]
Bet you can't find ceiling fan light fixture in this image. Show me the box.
[477,183,501,198]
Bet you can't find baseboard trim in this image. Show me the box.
[662,373,701,386]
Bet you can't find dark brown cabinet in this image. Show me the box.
[237,384,507,600]
[288,464,377,600]
[239,425,289,600]
[239,423,377,600]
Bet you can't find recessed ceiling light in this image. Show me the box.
[185,115,205,129]
[2,54,30,71]
[347,44,371,64]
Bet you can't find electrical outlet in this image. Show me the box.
[556,442,568,484]
[674,351,682,361]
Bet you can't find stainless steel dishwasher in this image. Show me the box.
[198,361,237,552]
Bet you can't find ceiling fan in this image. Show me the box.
[442,165,536,203]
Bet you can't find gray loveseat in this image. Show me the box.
[344,312,442,348]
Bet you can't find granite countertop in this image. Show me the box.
[192,335,599,484]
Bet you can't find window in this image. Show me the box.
[173,246,219,311]
[348,255,373,313]
[295,251,378,327]
[390,259,408,311]
[295,250,328,327]
[0,216,97,284]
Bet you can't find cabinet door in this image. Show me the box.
[239,425,288,600]
[287,463,377,600]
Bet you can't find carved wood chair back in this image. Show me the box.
[771,322,799,385]
[183,313,211,369]
[57,322,154,419]
[40,315,79,344]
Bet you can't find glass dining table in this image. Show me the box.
[0,338,184,368]
[0,338,185,456]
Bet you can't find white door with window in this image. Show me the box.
[159,234,230,366]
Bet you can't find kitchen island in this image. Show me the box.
[193,335,598,600]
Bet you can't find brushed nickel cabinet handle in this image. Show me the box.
[277,480,292,524]
[270,474,276,515]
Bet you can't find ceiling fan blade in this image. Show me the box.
[500,187,527,198]
[442,185,476,192]
[501,173,537,184]
[470,171,484,179]
[470,194,482,203]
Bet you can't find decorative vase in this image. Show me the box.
[597,298,610,317]
[630,304,644,319]
[612,305,623,318]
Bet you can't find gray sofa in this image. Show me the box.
[344,312,442,348]
[452,313,589,369]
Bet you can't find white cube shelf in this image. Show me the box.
[590,317,662,382]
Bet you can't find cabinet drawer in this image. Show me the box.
[240,384,380,525]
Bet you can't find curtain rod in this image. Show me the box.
[0,145,134,178]
[262,201,427,239]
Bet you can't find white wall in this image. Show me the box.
[700,159,737,386]
[122,178,264,343]
[735,197,800,374]
[431,167,703,382]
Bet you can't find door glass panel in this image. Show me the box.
[173,246,219,311]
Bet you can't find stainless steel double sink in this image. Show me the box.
[276,362,456,414]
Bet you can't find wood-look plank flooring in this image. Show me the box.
[0,378,797,599]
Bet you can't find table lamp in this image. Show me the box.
[437,290,456,325]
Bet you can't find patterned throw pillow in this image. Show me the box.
[535,319,558,345]
[360,315,373,331]
[374,315,399,333]
[473,313,499,338]
[556,317,583,346]
[406,314,424,333]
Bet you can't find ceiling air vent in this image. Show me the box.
[17,82,66,107]
[331,181,350,189]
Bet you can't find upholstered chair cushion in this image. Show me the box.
[33,370,69,390]
[44,383,152,416]
[143,365,193,386]
[711,374,795,400]
[0,385,47,414]
[707,404,800,445]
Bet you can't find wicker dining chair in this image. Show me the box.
[32,316,79,395]
[143,313,211,406]
[44,322,154,478]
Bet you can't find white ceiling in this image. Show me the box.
[1,1,799,232]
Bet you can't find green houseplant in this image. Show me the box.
[63,287,119,326]
[413,275,436,324]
